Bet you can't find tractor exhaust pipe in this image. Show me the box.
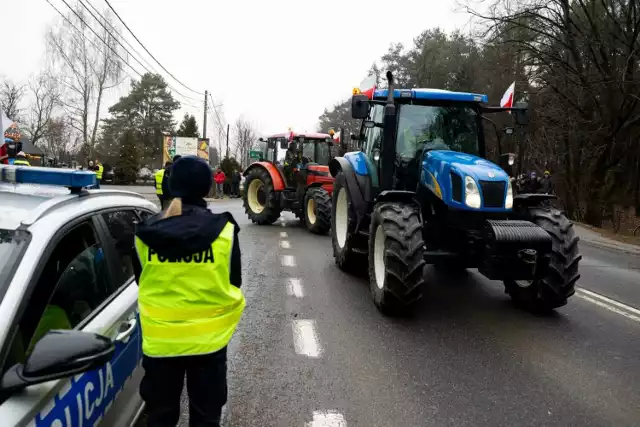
[380,71,397,191]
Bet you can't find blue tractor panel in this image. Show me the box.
[421,150,512,212]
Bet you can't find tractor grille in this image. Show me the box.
[450,172,463,202]
[479,180,506,208]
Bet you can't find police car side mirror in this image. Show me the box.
[1,330,115,393]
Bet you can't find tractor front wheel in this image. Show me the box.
[331,172,366,275]
[504,206,581,312]
[304,187,331,234]
[243,167,282,225]
[369,202,426,315]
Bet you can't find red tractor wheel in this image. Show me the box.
[243,167,282,225]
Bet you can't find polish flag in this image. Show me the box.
[288,128,294,142]
[359,74,377,100]
[500,82,515,108]
[332,130,341,143]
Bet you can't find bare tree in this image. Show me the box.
[42,117,81,164]
[234,117,258,168]
[46,5,124,155]
[24,72,60,146]
[0,78,25,121]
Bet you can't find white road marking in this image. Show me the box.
[292,319,322,358]
[287,278,304,297]
[306,410,347,427]
[280,231,288,238]
[576,288,640,323]
[280,240,291,249]
[281,255,296,267]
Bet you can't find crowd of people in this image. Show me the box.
[516,170,554,194]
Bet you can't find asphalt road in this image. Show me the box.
[113,185,640,426]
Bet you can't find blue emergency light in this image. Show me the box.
[0,165,97,189]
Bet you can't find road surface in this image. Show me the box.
[113,185,640,426]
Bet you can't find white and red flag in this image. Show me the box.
[332,130,341,143]
[500,81,515,108]
[359,74,377,100]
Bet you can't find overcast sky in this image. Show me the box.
[3,0,474,144]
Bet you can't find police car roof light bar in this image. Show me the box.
[0,165,97,192]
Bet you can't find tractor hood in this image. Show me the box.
[424,150,509,182]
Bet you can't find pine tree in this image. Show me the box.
[177,113,200,137]
[115,129,139,184]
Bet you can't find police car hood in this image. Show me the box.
[135,204,238,258]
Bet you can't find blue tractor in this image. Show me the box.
[329,72,581,315]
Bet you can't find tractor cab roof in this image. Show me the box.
[372,88,488,104]
[264,132,333,143]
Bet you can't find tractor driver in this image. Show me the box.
[283,141,300,185]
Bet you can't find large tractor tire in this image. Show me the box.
[304,187,331,234]
[331,172,366,275]
[243,167,282,225]
[369,202,426,315]
[504,206,581,312]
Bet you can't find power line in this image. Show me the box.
[45,0,201,109]
[46,0,200,109]
[76,0,201,103]
[102,0,205,96]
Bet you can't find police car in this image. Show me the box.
[0,165,158,426]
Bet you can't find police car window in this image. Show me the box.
[5,222,111,370]
[0,230,30,293]
[101,211,137,283]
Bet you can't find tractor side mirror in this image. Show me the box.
[259,137,265,142]
[280,139,289,150]
[350,133,359,141]
[351,94,371,119]
[499,153,516,177]
[514,102,529,125]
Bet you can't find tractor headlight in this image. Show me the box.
[465,176,481,209]
[505,179,513,209]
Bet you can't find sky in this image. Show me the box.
[2,0,475,149]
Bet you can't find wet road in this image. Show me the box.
[115,187,640,426]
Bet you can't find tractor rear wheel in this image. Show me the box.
[369,202,426,315]
[504,206,581,311]
[304,187,331,234]
[331,172,366,274]
[243,167,282,225]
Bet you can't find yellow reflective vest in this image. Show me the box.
[14,159,30,166]
[96,164,104,179]
[154,169,165,195]
[135,222,245,357]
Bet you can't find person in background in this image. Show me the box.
[155,163,169,207]
[0,137,10,164]
[541,170,554,194]
[161,155,181,209]
[230,168,242,198]
[13,151,30,166]
[95,159,104,188]
[133,156,244,427]
[523,170,541,193]
[214,168,226,199]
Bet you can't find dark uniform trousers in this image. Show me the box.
[140,347,228,427]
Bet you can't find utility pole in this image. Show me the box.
[226,123,230,159]
[203,90,208,139]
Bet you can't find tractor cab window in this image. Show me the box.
[396,104,480,160]
[364,104,384,160]
[302,141,315,163]
[315,142,331,165]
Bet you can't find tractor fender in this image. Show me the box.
[243,162,285,192]
[513,193,557,208]
[376,190,419,206]
[330,157,368,228]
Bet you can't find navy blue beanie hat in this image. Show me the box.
[169,155,212,201]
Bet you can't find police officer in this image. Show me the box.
[134,155,244,427]
[154,163,168,207]
[95,159,104,188]
[13,151,30,166]
[161,155,181,209]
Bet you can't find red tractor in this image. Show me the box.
[242,131,336,234]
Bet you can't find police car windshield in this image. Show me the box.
[0,230,30,290]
